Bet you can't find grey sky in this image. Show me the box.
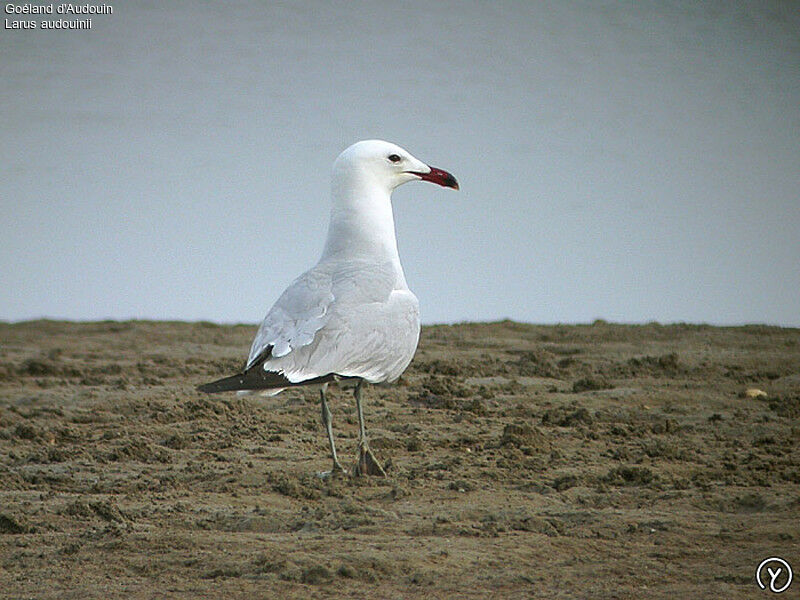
[2,1,799,326]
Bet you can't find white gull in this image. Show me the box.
[198,140,459,476]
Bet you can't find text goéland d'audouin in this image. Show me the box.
[5,3,113,30]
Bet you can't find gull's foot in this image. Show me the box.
[317,462,348,480]
[354,443,387,477]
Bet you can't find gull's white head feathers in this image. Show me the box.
[332,140,459,195]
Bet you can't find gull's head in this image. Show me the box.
[333,140,459,194]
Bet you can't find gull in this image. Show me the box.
[198,140,458,476]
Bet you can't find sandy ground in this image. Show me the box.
[0,320,798,599]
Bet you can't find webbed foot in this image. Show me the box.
[353,442,386,477]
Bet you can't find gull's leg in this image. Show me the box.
[353,379,386,477]
[319,383,346,478]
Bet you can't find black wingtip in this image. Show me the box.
[197,369,351,394]
[196,371,254,394]
[197,368,294,394]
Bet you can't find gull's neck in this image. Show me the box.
[320,175,408,286]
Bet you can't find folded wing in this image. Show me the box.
[246,268,335,370]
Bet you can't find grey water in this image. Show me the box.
[2,1,798,325]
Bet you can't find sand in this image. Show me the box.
[1,320,798,598]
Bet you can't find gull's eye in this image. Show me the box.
[387,154,401,163]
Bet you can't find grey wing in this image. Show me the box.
[265,261,421,384]
[319,287,420,383]
[246,268,335,369]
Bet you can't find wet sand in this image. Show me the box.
[1,320,798,598]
